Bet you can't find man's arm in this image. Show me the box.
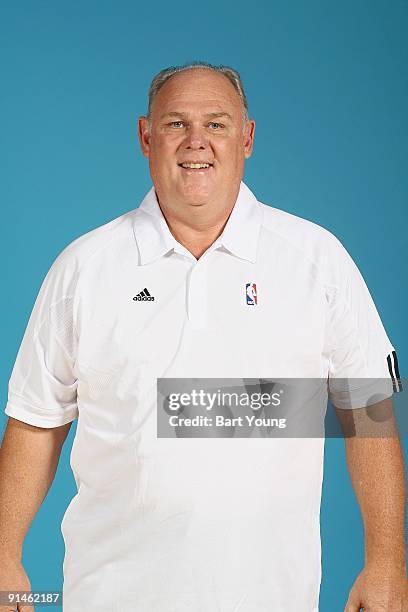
[0,417,71,557]
[336,399,408,611]
[0,417,71,609]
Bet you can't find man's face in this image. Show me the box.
[138,68,255,210]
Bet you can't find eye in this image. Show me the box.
[170,121,184,128]
[209,122,222,129]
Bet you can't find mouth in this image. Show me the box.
[178,161,214,172]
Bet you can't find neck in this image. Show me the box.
[156,186,240,260]
[166,217,229,260]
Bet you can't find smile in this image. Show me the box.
[178,162,213,170]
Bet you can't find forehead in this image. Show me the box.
[151,68,243,117]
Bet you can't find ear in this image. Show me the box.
[243,119,256,159]
[138,116,151,158]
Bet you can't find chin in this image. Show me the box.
[177,188,211,205]
[186,194,213,207]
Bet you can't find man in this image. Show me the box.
[0,62,406,611]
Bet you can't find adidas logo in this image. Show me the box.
[133,287,155,302]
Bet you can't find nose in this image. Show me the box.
[182,124,209,151]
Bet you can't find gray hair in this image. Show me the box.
[146,61,249,124]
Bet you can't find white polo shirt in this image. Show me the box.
[5,181,400,611]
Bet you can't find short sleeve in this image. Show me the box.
[5,250,79,428]
[325,236,402,409]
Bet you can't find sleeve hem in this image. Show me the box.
[4,401,78,428]
[329,377,395,410]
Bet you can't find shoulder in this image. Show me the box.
[260,199,343,257]
[258,198,356,287]
[57,208,136,269]
[39,208,138,295]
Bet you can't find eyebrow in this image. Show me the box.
[160,111,233,121]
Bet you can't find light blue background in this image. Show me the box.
[1,2,407,610]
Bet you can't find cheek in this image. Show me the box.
[150,133,176,155]
[216,142,244,167]
[150,144,175,171]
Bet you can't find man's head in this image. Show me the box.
[138,62,255,216]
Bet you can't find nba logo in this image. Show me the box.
[246,282,257,305]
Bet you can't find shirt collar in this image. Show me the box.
[133,180,263,265]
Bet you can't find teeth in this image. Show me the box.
[181,163,210,169]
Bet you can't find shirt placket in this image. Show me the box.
[186,256,208,330]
